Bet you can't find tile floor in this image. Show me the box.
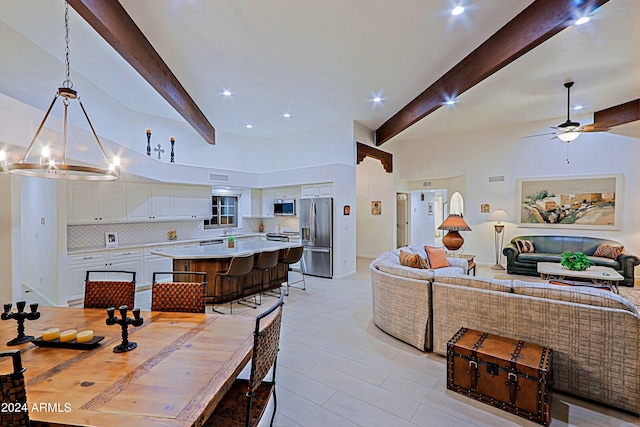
[135,260,640,427]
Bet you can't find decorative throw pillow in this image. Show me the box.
[399,250,430,269]
[593,244,624,259]
[424,246,449,269]
[515,239,536,253]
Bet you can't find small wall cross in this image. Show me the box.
[154,144,165,160]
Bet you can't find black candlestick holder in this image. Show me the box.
[146,129,152,156]
[1,301,40,346]
[170,137,175,163]
[106,305,144,353]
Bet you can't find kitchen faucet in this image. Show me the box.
[224,228,236,236]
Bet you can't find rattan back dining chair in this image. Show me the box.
[205,290,285,427]
[84,270,136,309]
[213,254,254,314]
[279,246,305,296]
[151,271,207,313]
[0,350,30,427]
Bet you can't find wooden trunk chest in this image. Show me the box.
[447,328,553,426]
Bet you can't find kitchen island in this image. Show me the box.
[151,240,298,303]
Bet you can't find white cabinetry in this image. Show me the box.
[66,249,143,302]
[152,184,174,219]
[274,186,300,200]
[301,183,332,198]
[241,189,262,218]
[68,181,127,224]
[261,189,275,217]
[126,183,152,221]
[143,246,174,287]
[174,185,212,219]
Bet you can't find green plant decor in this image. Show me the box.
[560,251,594,271]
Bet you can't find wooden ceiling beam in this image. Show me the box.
[356,142,392,173]
[375,0,610,146]
[68,0,216,144]
[594,99,640,127]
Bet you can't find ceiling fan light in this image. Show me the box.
[557,131,580,142]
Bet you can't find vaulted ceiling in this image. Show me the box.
[0,0,638,150]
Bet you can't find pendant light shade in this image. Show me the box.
[6,1,120,181]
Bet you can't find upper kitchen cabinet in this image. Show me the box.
[241,189,262,217]
[68,181,127,224]
[301,183,332,198]
[152,184,174,219]
[126,183,153,221]
[174,185,212,219]
[274,186,300,200]
[261,188,275,217]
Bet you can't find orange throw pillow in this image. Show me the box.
[593,244,624,259]
[399,250,430,269]
[424,246,449,269]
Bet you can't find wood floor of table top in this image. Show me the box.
[0,307,256,427]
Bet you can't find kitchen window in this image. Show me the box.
[204,196,238,229]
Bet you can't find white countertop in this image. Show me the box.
[150,239,297,259]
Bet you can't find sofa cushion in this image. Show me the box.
[586,256,621,269]
[516,239,536,253]
[376,262,435,281]
[399,250,429,269]
[517,253,561,264]
[425,246,449,269]
[594,244,624,259]
[436,275,512,293]
[512,280,638,314]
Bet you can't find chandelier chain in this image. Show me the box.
[63,0,73,89]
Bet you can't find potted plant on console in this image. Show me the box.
[560,251,594,271]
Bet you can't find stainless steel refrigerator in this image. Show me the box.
[299,197,333,278]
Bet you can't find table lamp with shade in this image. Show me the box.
[438,214,472,252]
[487,209,512,270]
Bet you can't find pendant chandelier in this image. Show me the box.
[7,0,120,180]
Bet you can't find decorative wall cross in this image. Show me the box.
[154,144,164,160]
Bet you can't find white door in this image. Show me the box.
[396,193,409,248]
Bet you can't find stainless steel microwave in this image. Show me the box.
[274,199,296,216]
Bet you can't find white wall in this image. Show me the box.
[356,157,395,257]
[0,174,14,302]
[410,191,436,246]
[19,176,58,305]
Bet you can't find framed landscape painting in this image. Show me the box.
[515,174,623,230]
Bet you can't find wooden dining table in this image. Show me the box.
[0,306,256,426]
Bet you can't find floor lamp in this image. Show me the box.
[487,209,511,270]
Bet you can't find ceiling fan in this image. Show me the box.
[524,81,612,142]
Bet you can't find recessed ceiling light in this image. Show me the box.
[245,124,253,129]
[282,113,291,118]
[575,16,590,25]
[451,6,464,16]
[372,96,382,103]
[444,99,456,105]
[573,105,583,110]
[222,89,232,97]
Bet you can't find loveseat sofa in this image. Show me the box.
[370,249,640,414]
[503,235,639,287]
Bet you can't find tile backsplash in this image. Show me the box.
[67,221,203,251]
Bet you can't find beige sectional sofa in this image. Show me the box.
[370,249,640,414]
[370,245,467,352]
